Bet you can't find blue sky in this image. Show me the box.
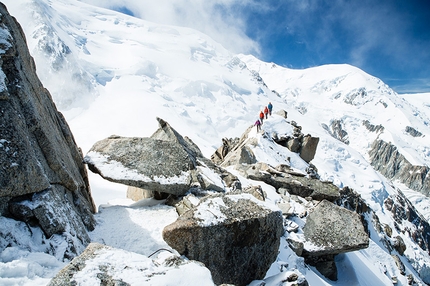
[82,0,430,94]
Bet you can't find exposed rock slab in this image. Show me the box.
[162,193,283,286]
[236,163,340,201]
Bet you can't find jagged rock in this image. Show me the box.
[0,3,95,259]
[383,190,430,283]
[369,139,429,196]
[300,135,319,163]
[362,120,385,133]
[162,193,283,286]
[85,118,239,196]
[214,126,258,168]
[211,137,240,165]
[326,119,349,144]
[336,186,369,215]
[405,126,423,137]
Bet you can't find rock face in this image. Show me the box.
[85,118,239,196]
[369,139,430,197]
[0,3,95,258]
[163,193,283,286]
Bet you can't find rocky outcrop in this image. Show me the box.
[369,139,430,197]
[322,119,349,145]
[405,126,423,137]
[85,118,240,196]
[337,186,430,284]
[0,3,95,259]
[211,137,241,165]
[362,119,385,133]
[273,120,319,163]
[212,113,319,167]
[162,193,283,286]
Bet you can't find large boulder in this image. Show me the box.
[162,193,283,286]
[303,200,369,255]
[301,200,369,280]
[85,118,240,196]
[0,3,95,259]
[85,135,195,195]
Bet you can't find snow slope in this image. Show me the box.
[1,0,430,285]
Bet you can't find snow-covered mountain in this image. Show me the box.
[1,0,430,285]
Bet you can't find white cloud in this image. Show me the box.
[78,0,261,55]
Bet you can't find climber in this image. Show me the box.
[268,102,273,116]
[264,106,269,119]
[259,110,264,124]
[254,119,261,132]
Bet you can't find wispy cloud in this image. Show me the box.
[79,0,261,55]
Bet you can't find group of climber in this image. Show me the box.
[254,102,273,132]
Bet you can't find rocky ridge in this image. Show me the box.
[77,114,376,284]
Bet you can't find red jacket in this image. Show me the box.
[264,106,269,114]
[259,111,264,119]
